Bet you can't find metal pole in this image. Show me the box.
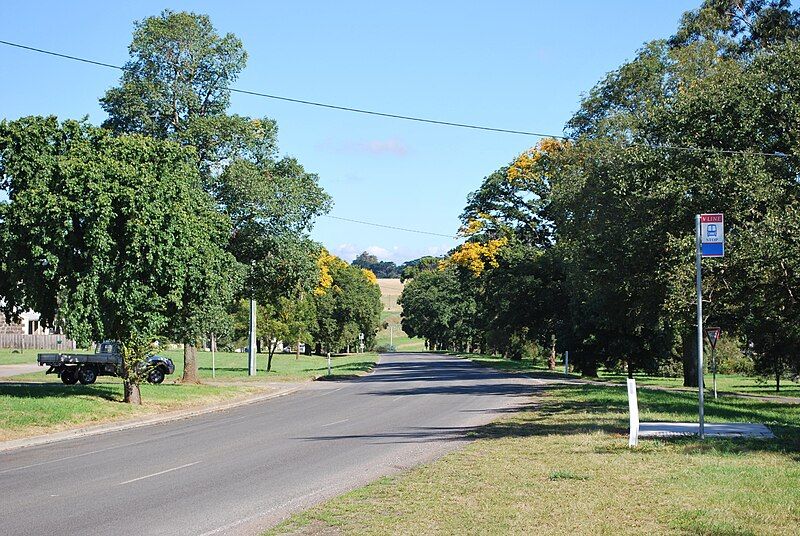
[327,351,331,376]
[248,298,257,376]
[695,215,705,439]
[564,350,569,375]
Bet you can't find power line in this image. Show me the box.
[322,215,457,239]
[0,39,564,139]
[0,39,791,159]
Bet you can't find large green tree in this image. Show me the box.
[0,116,235,402]
[101,9,331,381]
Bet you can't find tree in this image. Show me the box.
[399,266,477,352]
[312,251,382,354]
[0,116,234,403]
[352,251,401,278]
[101,10,331,381]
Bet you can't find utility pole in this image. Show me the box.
[248,297,257,376]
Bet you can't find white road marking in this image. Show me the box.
[116,461,199,486]
[321,419,349,427]
[197,486,331,536]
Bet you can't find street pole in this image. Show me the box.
[327,351,331,376]
[564,350,569,375]
[248,298,257,376]
[695,215,705,439]
[390,325,394,348]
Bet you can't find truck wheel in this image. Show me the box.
[147,367,165,385]
[78,367,97,385]
[61,368,78,385]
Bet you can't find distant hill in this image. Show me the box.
[375,278,424,351]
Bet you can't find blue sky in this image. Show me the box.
[1,0,699,263]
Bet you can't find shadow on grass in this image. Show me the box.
[298,383,800,457]
[0,382,121,402]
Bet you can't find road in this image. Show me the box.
[0,353,537,535]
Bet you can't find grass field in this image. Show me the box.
[0,379,262,442]
[459,353,800,399]
[0,352,379,441]
[3,350,378,383]
[269,377,800,535]
[0,347,92,366]
[375,279,425,352]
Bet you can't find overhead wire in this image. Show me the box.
[1,39,791,158]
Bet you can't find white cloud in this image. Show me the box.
[317,137,409,157]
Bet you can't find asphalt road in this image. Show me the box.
[1,353,537,535]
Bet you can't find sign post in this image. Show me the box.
[706,327,721,400]
[696,213,724,439]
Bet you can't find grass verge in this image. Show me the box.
[0,379,262,442]
[1,352,379,441]
[268,381,799,535]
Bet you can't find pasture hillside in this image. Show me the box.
[376,279,424,351]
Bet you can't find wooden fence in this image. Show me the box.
[0,334,77,350]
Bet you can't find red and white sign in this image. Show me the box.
[700,213,724,257]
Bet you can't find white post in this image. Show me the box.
[627,378,639,447]
[564,350,569,375]
[248,298,257,376]
[390,325,394,348]
[327,351,331,376]
[695,215,705,439]
[211,333,216,379]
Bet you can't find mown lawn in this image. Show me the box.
[0,379,261,442]
[1,352,379,441]
[460,353,800,398]
[269,380,800,535]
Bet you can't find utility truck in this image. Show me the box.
[38,341,175,385]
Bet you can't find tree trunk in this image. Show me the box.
[267,341,276,372]
[548,336,557,371]
[124,381,142,405]
[682,331,702,388]
[776,370,781,392]
[182,342,200,383]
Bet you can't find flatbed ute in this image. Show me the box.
[38,341,175,385]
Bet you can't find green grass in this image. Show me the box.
[595,370,800,397]
[0,378,260,441]
[1,351,379,441]
[0,347,92,366]
[457,352,800,399]
[5,350,379,383]
[376,311,425,352]
[160,350,379,381]
[268,382,800,535]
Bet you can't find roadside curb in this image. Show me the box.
[0,384,302,453]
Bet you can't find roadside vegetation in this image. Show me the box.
[0,9,383,405]
[399,0,800,394]
[270,380,800,535]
